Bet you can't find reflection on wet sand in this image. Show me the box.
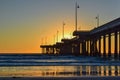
[0,66,119,77]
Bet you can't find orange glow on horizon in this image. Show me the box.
[0,0,120,54]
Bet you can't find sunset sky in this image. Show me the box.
[0,0,120,53]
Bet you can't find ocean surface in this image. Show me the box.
[0,54,120,77]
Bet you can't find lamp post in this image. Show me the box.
[57,30,59,42]
[96,14,99,27]
[54,35,55,44]
[75,1,79,31]
[45,37,47,45]
[63,22,65,39]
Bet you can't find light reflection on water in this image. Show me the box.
[0,66,119,77]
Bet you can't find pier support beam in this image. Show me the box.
[77,43,80,55]
[103,35,106,58]
[94,39,98,56]
[114,31,118,59]
[42,48,44,54]
[108,33,111,58]
[87,41,89,56]
[85,41,88,56]
[119,32,120,59]
[90,40,92,56]
[99,37,101,56]
[74,42,80,56]
[52,47,54,54]
[80,43,82,55]
[92,39,95,56]
[46,48,49,54]
[82,41,86,56]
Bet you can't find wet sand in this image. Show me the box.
[0,76,120,80]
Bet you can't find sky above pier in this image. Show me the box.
[0,0,120,53]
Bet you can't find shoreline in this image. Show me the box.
[0,76,120,80]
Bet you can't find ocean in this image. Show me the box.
[0,54,119,77]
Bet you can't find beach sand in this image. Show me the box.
[0,76,120,80]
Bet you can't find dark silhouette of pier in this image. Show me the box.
[40,17,120,60]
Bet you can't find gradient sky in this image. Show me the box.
[0,0,120,53]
